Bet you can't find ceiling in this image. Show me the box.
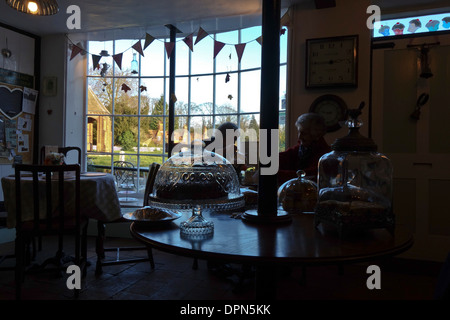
[0,0,449,40]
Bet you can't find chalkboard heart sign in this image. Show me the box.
[0,84,23,119]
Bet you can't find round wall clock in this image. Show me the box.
[309,94,348,132]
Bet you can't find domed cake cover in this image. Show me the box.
[278,170,318,213]
[149,140,244,211]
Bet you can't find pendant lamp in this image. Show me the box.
[5,0,59,16]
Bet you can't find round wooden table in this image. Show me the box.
[130,210,413,299]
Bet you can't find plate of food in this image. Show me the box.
[123,206,182,225]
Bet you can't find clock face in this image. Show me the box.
[306,36,358,88]
[309,95,347,132]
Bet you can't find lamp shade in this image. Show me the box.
[5,0,59,16]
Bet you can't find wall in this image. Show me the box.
[287,0,371,147]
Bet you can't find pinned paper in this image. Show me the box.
[22,87,38,115]
[165,42,175,59]
[183,33,194,52]
[112,53,123,70]
[195,27,209,45]
[132,40,145,57]
[235,43,246,63]
[213,40,225,59]
[144,33,155,49]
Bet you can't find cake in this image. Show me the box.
[132,207,176,220]
[408,19,422,33]
[392,22,405,35]
[426,20,440,32]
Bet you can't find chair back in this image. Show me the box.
[14,164,81,235]
[113,161,137,190]
[40,146,82,165]
[143,163,160,206]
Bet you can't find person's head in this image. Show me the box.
[216,122,239,147]
[295,113,327,147]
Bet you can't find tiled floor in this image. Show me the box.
[0,234,443,301]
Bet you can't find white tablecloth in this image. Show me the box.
[1,172,122,228]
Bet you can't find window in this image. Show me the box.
[86,26,288,198]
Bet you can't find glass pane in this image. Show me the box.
[280,28,288,64]
[192,35,214,74]
[215,72,237,114]
[191,75,213,114]
[88,41,113,75]
[87,115,112,153]
[87,77,113,115]
[140,78,165,115]
[87,153,112,172]
[114,78,139,115]
[190,116,213,140]
[139,154,165,168]
[215,115,238,129]
[175,77,189,115]
[114,40,138,77]
[176,38,190,75]
[114,116,139,152]
[241,27,261,70]
[240,113,260,138]
[215,30,239,73]
[279,65,287,110]
[240,70,261,113]
[141,39,166,76]
[140,116,164,150]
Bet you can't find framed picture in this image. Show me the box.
[42,76,57,96]
[305,35,358,89]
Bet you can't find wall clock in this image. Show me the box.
[309,94,348,132]
[305,35,358,88]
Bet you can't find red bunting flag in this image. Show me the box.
[143,33,155,50]
[165,42,175,59]
[112,53,123,70]
[70,44,83,60]
[195,27,209,45]
[256,36,262,45]
[234,43,246,63]
[213,40,225,59]
[121,83,131,93]
[183,33,194,52]
[132,40,144,57]
[92,54,101,70]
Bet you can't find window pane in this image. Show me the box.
[140,116,164,150]
[141,40,165,76]
[241,27,261,70]
[174,77,189,115]
[87,154,112,171]
[114,40,138,77]
[215,115,238,129]
[280,29,288,64]
[176,39,190,75]
[139,154,164,168]
[191,75,213,114]
[192,36,214,74]
[114,79,139,115]
[240,70,261,113]
[190,116,213,140]
[279,65,287,110]
[87,115,112,153]
[87,77,112,115]
[215,72,237,114]
[114,116,138,152]
[215,30,239,73]
[140,78,165,115]
[88,41,113,75]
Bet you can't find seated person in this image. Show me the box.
[278,113,331,185]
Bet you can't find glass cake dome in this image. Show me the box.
[148,141,245,212]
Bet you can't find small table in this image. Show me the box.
[130,210,413,299]
[2,172,122,228]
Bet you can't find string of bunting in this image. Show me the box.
[68,26,286,70]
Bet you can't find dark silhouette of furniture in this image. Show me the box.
[14,164,88,299]
[40,146,82,165]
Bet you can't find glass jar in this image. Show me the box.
[278,170,318,213]
[315,103,394,235]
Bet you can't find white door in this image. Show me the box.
[372,37,450,262]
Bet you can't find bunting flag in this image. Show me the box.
[140,85,147,92]
[144,33,155,49]
[256,36,263,45]
[121,83,131,93]
[213,40,225,59]
[165,42,175,59]
[195,27,209,45]
[70,45,83,60]
[92,54,102,70]
[234,43,246,63]
[183,33,194,52]
[112,53,123,70]
[132,40,144,57]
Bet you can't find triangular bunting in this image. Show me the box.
[213,40,225,59]
[92,55,102,70]
[183,33,194,52]
[235,43,246,63]
[195,27,209,45]
[256,36,263,45]
[132,40,144,57]
[112,53,123,70]
[70,45,83,60]
[144,33,155,49]
[165,42,175,59]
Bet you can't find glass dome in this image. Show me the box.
[278,170,318,213]
[315,103,394,235]
[148,141,245,212]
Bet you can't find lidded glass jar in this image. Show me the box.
[278,170,318,213]
[315,103,394,234]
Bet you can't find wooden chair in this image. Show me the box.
[95,162,160,276]
[40,146,82,165]
[14,164,88,299]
